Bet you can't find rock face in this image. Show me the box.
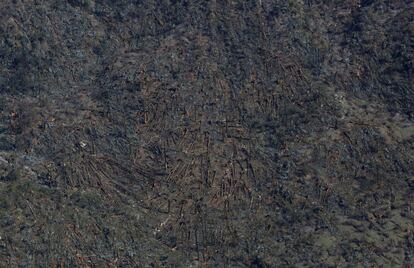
[0,0,413,266]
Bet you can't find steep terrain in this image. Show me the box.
[0,0,413,267]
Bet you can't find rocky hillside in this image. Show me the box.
[0,0,413,267]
